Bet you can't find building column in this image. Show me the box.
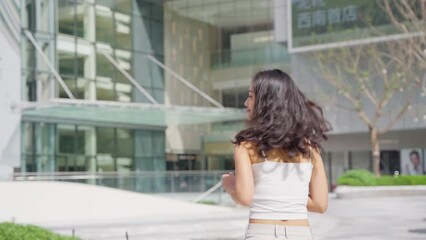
[36,0,56,101]
[85,128,97,184]
[84,0,97,179]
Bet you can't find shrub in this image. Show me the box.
[337,169,426,186]
[337,169,376,186]
[336,178,366,186]
[401,175,426,185]
[375,176,411,186]
[0,222,79,240]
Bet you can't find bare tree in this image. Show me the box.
[377,0,426,93]
[311,41,418,176]
[308,1,425,176]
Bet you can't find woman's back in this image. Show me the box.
[248,147,313,220]
[221,69,331,240]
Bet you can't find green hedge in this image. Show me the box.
[337,169,426,186]
[0,223,79,240]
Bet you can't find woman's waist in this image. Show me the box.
[249,218,310,227]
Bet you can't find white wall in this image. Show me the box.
[0,23,21,180]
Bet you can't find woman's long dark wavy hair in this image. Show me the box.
[233,69,332,158]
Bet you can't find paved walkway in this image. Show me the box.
[1,181,425,239]
[50,196,426,240]
[0,181,232,225]
[49,197,426,240]
[316,195,426,240]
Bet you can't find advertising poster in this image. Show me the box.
[400,149,425,175]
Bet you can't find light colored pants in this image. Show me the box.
[244,224,313,240]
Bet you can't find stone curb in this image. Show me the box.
[335,185,426,198]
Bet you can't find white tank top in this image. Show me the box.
[249,149,313,220]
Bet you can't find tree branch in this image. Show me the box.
[378,102,410,134]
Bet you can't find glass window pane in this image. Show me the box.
[96,53,115,100]
[58,0,75,36]
[96,7,114,44]
[74,3,88,38]
[151,21,164,55]
[152,131,164,157]
[96,80,115,101]
[57,1,89,38]
[58,125,76,154]
[59,56,76,76]
[115,13,132,50]
[97,0,131,14]
[117,157,132,172]
[96,127,115,154]
[116,129,133,157]
[96,127,115,171]
[59,77,77,99]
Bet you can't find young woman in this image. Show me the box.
[222,69,331,240]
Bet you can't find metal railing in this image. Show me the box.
[14,170,226,192]
[18,152,231,203]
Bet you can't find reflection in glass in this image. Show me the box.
[58,0,87,38]
[96,5,114,44]
[96,53,115,100]
[97,0,132,14]
[96,127,115,171]
[57,125,87,171]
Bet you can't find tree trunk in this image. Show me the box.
[370,127,381,177]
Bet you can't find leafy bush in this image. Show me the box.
[375,176,411,186]
[337,169,376,186]
[337,169,426,186]
[0,222,79,240]
[336,178,366,186]
[401,175,426,185]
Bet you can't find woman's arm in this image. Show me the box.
[222,144,254,206]
[307,148,328,213]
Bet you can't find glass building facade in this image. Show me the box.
[1,0,424,190]
[20,0,166,174]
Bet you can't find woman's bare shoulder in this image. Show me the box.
[235,141,260,164]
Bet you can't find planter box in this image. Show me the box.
[335,185,426,198]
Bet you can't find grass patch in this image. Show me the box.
[0,222,79,240]
[196,200,217,205]
[337,169,426,186]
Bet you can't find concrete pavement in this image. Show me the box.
[50,196,426,240]
[317,195,426,240]
[1,181,425,239]
[48,195,426,240]
[0,181,232,226]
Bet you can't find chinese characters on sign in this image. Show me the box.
[290,0,401,51]
[296,0,358,29]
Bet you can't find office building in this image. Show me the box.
[1,0,424,190]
